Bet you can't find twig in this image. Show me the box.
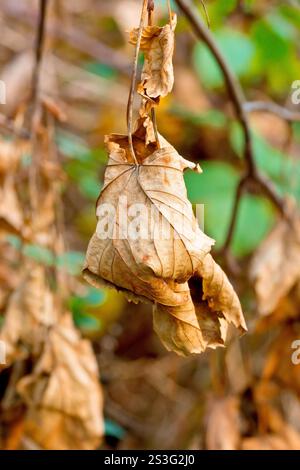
[174,0,287,255]
[31,0,48,115]
[146,0,161,149]
[29,0,48,213]
[244,101,300,122]
[127,0,148,165]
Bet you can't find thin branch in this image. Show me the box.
[174,0,287,255]
[244,101,300,122]
[175,0,254,172]
[29,0,48,213]
[31,0,48,113]
[222,177,247,252]
[127,0,148,165]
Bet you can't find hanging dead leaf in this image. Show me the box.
[250,200,300,316]
[83,119,246,355]
[129,13,177,104]
[17,313,103,450]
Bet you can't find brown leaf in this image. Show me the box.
[83,120,246,355]
[0,263,58,365]
[241,411,300,450]
[0,139,27,174]
[129,13,177,103]
[250,201,300,316]
[0,139,28,235]
[17,313,103,450]
[205,396,241,450]
[153,254,246,356]
[0,174,23,235]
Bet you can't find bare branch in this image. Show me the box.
[174,0,287,256]
[31,0,48,116]
[244,101,300,122]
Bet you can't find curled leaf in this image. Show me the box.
[129,13,177,103]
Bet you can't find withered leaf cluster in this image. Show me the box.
[0,117,103,449]
[83,13,246,356]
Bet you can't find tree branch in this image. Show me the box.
[31,0,48,113]
[244,101,300,122]
[174,0,288,255]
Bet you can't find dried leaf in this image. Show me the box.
[0,263,58,365]
[205,396,241,450]
[129,14,177,103]
[83,120,246,355]
[17,313,103,450]
[250,201,300,316]
[0,174,23,235]
[0,139,28,235]
[0,139,27,174]
[242,411,300,450]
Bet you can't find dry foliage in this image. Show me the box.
[250,200,300,316]
[0,109,104,449]
[17,314,103,450]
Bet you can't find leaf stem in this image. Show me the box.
[127,0,148,165]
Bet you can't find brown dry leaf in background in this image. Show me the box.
[241,430,300,450]
[250,201,300,316]
[205,396,241,450]
[129,13,177,104]
[241,407,300,450]
[0,263,58,365]
[0,51,57,117]
[260,326,300,394]
[0,174,23,234]
[0,139,26,174]
[0,139,28,235]
[0,241,20,310]
[83,119,246,356]
[17,313,103,450]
